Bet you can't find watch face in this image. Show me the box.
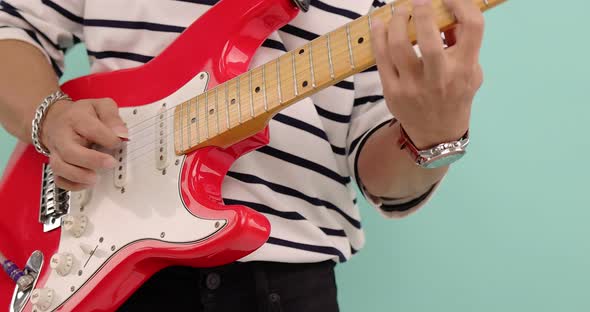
[423,152,466,169]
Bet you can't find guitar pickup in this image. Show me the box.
[114,143,127,188]
[156,106,169,170]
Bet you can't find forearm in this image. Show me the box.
[0,39,60,143]
[357,121,448,199]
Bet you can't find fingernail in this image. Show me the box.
[112,125,129,141]
[413,0,430,6]
[103,157,117,169]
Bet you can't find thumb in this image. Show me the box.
[92,98,128,139]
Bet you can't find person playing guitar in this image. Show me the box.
[0,0,488,310]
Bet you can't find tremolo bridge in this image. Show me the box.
[39,164,90,233]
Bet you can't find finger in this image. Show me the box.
[412,0,445,79]
[370,18,399,81]
[50,153,97,185]
[58,134,117,170]
[443,0,484,62]
[73,114,122,149]
[387,5,419,77]
[92,98,128,139]
[54,176,91,191]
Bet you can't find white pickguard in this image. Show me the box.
[36,72,227,312]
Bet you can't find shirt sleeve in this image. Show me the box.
[346,67,444,219]
[0,0,84,77]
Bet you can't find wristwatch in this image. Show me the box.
[395,121,470,169]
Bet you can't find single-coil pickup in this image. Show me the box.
[156,107,169,170]
[114,143,127,188]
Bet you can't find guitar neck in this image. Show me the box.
[173,0,506,155]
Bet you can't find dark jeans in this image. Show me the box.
[117,261,340,312]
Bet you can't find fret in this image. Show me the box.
[371,3,392,32]
[237,73,251,122]
[294,46,312,96]
[291,52,298,96]
[225,78,238,128]
[249,70,254,117]
[225,82,230,129]
[262,65,267,112]
[250,66,265,116]
[237,77,242,124]
[327,33,334,79]
[205,91,209,139]
[278,53,295,103]
[215,87,219,134]
[179,102,184,150]
[195,95,200,143]
[328,27,351,81]
[185,100,191,147]
[309,42,316,88]
[346,24,355,69]
[276,59,282,104]
[263,61,280,111]
[311,36,331,87]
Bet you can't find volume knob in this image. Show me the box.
[30,287,54,311]
[50,253,73,276]
[62,214,88,237]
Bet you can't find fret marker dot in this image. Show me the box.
[358,37,364,44]
[231,99,236,105]
[255,87,261,93]
[209,109,215,115]
[299,49,305,55]
[191,117,196,123]
[302,81,308,88]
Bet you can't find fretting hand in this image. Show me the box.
[371,0,485,149]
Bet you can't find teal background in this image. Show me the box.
[1,1,589,311]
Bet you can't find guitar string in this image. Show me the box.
[122,29,384,158]
[118,42,368,154]
[124,28,371,140]
[124,22,449,160]
[49,23,458,196]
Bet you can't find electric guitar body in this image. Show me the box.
[0,0,507,310]
[0,0,298,310]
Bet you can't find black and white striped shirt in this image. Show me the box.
[0,0,437,263]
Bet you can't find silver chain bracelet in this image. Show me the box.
[31,90,72,156]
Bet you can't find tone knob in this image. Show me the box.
[62,214,88,237]
[30,288,54,311]
[50,253,74,276]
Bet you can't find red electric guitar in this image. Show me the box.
[0,0,505,310]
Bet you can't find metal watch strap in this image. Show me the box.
[31,90,72,156]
